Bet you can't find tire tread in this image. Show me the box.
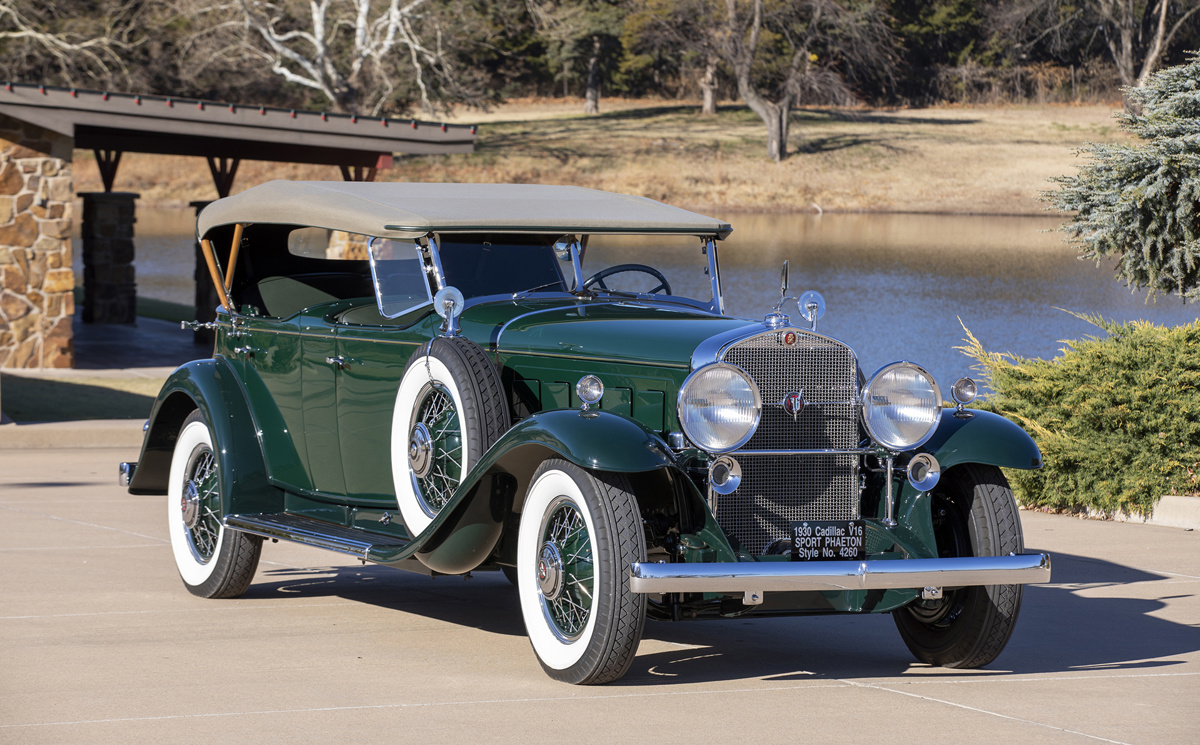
[894,464,1025,669]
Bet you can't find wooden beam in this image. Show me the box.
[206,156,240,198]
[93,149,122,192]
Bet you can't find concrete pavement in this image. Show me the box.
[1,447,1197,744]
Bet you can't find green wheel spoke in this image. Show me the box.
[539,500,595,640]
[411,383,463,515]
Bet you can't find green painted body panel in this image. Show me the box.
[922,409,1043,471]
[487,301,745,368]
[334,310,432,504]
[477,409,677,474]
[300,311,345,495]
[499,354,687,432]
[228,315,311,492]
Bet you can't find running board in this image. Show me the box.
[224,513,411,562]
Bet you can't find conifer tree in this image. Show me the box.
[1045,52,1200,301]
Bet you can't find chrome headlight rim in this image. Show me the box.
[676,362,762,454]
[861,360,941,452]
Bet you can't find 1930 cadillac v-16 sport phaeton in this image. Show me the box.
[121,181,1050,684]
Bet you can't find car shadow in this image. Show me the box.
[245,550,1197,686]
[619,549,1199,685]
[246,563,527,638]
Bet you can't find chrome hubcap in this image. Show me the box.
[181,480,201,529]
[409,422,433,479]
[537,541,564,600]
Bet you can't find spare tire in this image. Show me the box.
[391,336,510,537]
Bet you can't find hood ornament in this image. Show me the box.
[764,260,795,328]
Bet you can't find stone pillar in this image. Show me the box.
[80,192,138,325]
[0,114,75,368]
[190,200,219,346]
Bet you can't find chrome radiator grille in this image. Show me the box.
[718,329,860,554]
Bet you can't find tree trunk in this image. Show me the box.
[763,102,788,161]
[584,35,601,115]
[700,59,718,115]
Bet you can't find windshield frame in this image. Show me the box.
[411,231,728,316]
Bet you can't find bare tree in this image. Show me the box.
[178,0,491,116]
[720,0,894,161]
[0,0,144,88]
[993,1,1200,93]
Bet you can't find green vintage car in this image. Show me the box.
[122,181,1050,684]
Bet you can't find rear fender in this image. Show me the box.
[127,358,284,515]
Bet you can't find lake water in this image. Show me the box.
[76,207,1199,395]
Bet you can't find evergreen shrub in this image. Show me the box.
[960,314,1200,516]
[1045,52,1200,300]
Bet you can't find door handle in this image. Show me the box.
[326,355,348,369]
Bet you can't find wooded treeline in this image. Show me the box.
[3,1,1197,159]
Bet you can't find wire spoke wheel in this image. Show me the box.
[410,382,463,516]
[183,446,223,563]
[517,459,645,684]
[167,410,261,599]
[538,497,595,640]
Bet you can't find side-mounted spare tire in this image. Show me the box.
[391,336,511,537]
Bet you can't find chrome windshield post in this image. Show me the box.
[570,239,585,294]
[421,233,447,291]
[554,235,586,294]
[703,237,724,315]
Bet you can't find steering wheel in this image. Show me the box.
[582,264,672,295]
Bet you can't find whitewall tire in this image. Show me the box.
[167,410,261,598]
[517,459,646,684]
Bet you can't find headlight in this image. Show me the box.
[677,363,761,453]
[862,362,941,451]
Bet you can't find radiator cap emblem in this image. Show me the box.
[781,391,805,420]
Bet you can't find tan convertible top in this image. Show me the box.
[197,181,732,240]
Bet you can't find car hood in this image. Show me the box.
[481,301,751,369]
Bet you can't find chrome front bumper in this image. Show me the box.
[628,553,1051,595]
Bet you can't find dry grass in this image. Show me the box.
[73,99,1129,215]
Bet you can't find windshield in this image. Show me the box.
[438,237,567,299]
[578,235,714,306]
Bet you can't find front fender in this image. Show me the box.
[397,409,678,574]
[127,358,283,516]
[921,409,1042,471]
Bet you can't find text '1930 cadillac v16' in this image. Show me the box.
[121,181,1050,684]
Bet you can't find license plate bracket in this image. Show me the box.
[791,519,866,561]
